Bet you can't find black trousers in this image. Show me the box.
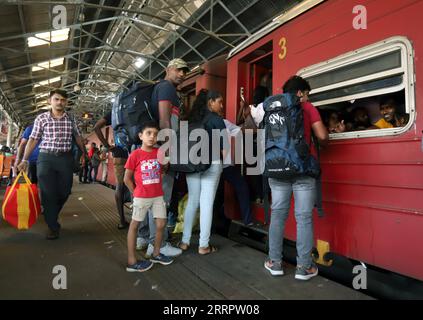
[223,166,252,225]
[28,161,37,184]
[79,163,88,182]
[88,164,99,182]
[37,152,73,231]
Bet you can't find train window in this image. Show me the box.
[298,36,415,139]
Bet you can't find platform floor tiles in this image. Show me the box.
[0,179,372,300]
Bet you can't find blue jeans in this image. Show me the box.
[182,163,223,248]
[268,176,316,268]
[138,171,175,245]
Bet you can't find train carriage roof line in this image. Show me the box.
[227,0,326,60]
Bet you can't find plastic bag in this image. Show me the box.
[172,193,200,234]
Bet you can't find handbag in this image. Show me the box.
[1,171,41,230]
[241,113,258,130]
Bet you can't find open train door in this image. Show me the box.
[224,41,273,250]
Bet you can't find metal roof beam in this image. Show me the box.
[0,15,121,43]
[7,1,235,48]
[178,35,207,63]
[217,0,251,36]
[3,66,93,95]
[0,45,171,75]
[0,87,22,125]
[79,0,110,66]
[17,4,34,91]
[147,0,261,79]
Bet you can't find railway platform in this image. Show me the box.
[0,179,371,300]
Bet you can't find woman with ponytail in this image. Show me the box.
[179,89,228,254]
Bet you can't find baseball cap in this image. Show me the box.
[167,58,189,71]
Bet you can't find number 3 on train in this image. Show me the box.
[278,37,287,60]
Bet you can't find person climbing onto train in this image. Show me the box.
[178,89,229,255]
[137,58,189,258]
[124,121,173,272]
[238,85,270,205]
[17,89,87,240]
[250,76,329,280]
[94,113,130,229]
[217,100,254,226]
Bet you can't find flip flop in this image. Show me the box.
[198,245,218,255]
[178,242,189,251]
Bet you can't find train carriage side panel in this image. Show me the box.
[226,0,423,280]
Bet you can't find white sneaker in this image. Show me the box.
[146,242,182,258]
[136,237,148,251]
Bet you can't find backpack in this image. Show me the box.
[262,93,320,179]
[169,113,213,173]
[111,82,156,149]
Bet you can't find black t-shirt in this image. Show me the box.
[203,111,228,162]
[151,80,181,123]
[102,111,128,159]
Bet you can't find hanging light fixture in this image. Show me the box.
[134,57,146,69]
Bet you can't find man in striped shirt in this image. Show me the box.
[17,89,87,240]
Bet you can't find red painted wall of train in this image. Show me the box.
[225,0,423,280]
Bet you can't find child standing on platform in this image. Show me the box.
[124,121,173,272]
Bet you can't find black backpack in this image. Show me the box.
[111,82,156,149]
[169,114,213,173]
[262,93,320,179]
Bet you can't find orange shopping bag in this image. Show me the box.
[1,171,41,230]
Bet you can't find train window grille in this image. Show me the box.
[297,36,416,140]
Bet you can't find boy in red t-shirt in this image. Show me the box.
[124,121,173,272]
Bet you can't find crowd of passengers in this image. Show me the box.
[323,97,408,134]
[11,56,409,280]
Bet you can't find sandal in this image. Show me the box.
[198,245,218,255]
[117,221,129,230]
[178,242,190,251]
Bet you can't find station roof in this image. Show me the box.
[0,0,302,129]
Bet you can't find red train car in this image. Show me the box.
[179,54,227,114]
[224,0,423,282]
